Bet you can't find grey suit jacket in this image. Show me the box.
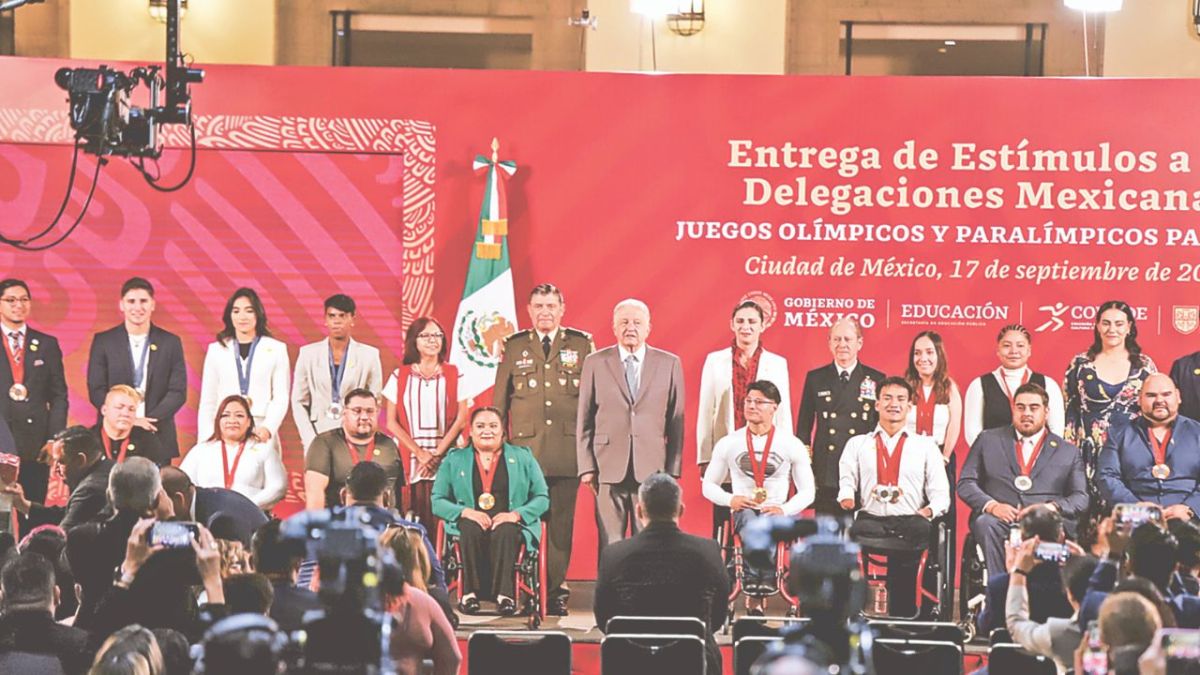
[577,345,685,483]
[291,338,383,451]
[958,425,1088,519]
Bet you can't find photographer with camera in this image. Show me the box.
[978,505,1075,634]
[1098,373,1200,522]
[1079,517,1200,630]
[1005,535,1098,674]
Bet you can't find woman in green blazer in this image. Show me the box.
[431,406,549,614]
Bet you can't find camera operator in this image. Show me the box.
[978,505,1074,634]
[837,376,949,617]
[1005,536,1098,675]
[90,517,228,643]
[0,550,91,674]
[65,456,173,632]
[1079,519,1200,630]
[251,519,321,633]
[3,426,112,531]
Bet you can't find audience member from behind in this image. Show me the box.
[251,519,320,633]
[1006,541,1097,675]
[379,533,461,675]
[3,426,113,531]
[88,624,163,675]
[149,629,190,675]
[0,551,90,674]
[594,472,730,675]
[193,615,287,675]
[66,457,168,631]
[1168,518,1200,594]
[1092,592,1162,675]
[19,524,77,620]
[979,505,1074,633]
[160,466,267,547]
[224,573,274,616]
[379,526,432,593]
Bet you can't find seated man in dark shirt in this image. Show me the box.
[978,504,1074,634]
[4,426,112,531]
[0,551,90,675]
[594,473,730,675]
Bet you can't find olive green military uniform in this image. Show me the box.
[494,327,594,602]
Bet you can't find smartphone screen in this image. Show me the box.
[1082,621,1107,675]
[1162,628,1200,675]
[149,521,199,549]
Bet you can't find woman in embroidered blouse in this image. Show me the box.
[180,394,287,510]
[1064,300,1157,484]
[383,317,469,528]
[197,287,291,453]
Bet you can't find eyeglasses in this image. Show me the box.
[348,407,378,417]
[417,333,444,341]
[743,398,777,408]
[0,297,30,305]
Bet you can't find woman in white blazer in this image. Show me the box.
[198,288,291,452]
[181,394,287,510]
[696,300,793,534]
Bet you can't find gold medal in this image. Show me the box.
[752,487,768,504]
[8,383,26,401]
[478,492,496,510]
[1152,463,1171,480]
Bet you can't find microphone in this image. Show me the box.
[0,0,44,11]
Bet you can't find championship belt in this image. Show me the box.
[1149,427,1173,481]
[478,492,496,510]
[8,383,26,401]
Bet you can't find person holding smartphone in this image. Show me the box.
[1006,534,1098,675]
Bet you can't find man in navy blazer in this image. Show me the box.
[0,279,68,530]
[1098,373,1200,520]
[160,466,268,546]
[959,382,1088,579]
[86,278,187,461]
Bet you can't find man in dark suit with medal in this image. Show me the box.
[495,283,593,615]
[86,278,187,462]
[797,317,885,514]
[0,279,68,531]
[1099,373,1200,521]
[958,382,1088,581]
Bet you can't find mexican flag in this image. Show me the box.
[449,140,519,401]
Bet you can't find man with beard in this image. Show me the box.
[305,387,404,510]
[1099,373,1200,520]
[2,425,111,530]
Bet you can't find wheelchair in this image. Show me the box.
[855,517,952,621]
[716,511,799,628]
[957,530,989,642]
[436,518,548,629]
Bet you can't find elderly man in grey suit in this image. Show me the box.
[578,298,685,551]
[292,294,383,454]
[958,382,1088,580]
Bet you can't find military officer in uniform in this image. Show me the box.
[797,317,886,515]
[495,283,594,615]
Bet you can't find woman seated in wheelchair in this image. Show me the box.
[432,406,550,615]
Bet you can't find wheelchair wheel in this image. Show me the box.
[957,533,986,642]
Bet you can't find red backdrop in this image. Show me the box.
[4,57,1200,579]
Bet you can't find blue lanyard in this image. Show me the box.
[329,340,348,397]
[131,336,150,389]
[234,336,261,396]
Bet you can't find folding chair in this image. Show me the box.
[467,630,571,675]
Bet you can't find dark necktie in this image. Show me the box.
[542,335,551,358]
[839,370,850,384]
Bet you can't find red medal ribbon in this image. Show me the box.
[102,434,132,463]
[1015,433,1047,476]
[1149,427,1172,466]
[915,385,935,436]
[999,368,1031,403]
[875,431,907,487]
[745,426,775,488]
[347,435,378,464]
[221,440,249,490]
[475,449,502,499]
[3,332,23,385]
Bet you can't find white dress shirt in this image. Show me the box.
[963,367,1065,446]
[838,425,950,518]
[703,425,815,515]
[179,439,287,509]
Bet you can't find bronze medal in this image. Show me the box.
[890,486,903,504]
[8,383,26,401]
[1152,463,1171,480]
[478,492,496,510]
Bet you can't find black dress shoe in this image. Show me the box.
[548,596,570,616]
[459,595,481,615]
[497,596,517,616]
